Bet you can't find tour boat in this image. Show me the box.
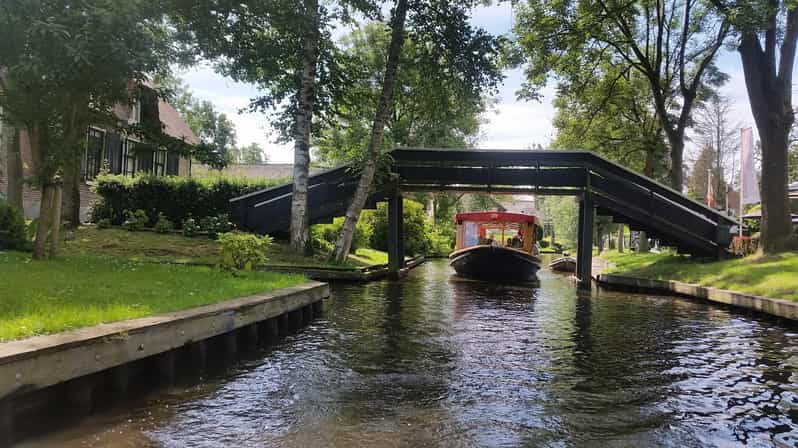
[549,255,577,273]
[449,211,542,282]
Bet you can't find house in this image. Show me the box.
[0,88,198,220]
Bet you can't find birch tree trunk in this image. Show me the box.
[289,0,320,255]
[332,0,409,262]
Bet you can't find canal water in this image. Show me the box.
[23,260,798,447]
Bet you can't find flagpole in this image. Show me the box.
[739,128,744,237]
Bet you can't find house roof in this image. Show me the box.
[158,99,199,146]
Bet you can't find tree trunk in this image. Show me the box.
[4,126,23,211]
[666,131,685,191]
[50,180,63,257]
[737,26,797,254]
[289,0,320,255]
[617,225,624,253]
[332,0,409,262]
[33,181,55,260]
[61,158,81,227]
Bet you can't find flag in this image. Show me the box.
[706,169,715,208]
[740,127,760,205]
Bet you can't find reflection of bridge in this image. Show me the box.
[231,148,737,286]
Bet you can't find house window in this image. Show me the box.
[167,152,180,176]
[135,147,154,174]
[121,138,139,176]
[83,128,106,180]
[154,150,167,176]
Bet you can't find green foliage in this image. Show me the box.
[312,216,373,254]
[365,199,434,256]
[121,209,148,232]
[96,218,112,230]
[181,217,201,237]
[238,143,269,165]
[218,232,273,272]
[92,174,285,228]
[538,196,579,250]
[154,213,175,234]
[0,200,29,251]
[200,214,234,240]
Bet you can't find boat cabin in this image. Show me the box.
[454,212,540,254]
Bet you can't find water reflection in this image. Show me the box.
[22,260,798,447]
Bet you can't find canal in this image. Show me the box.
[23,260,798,447]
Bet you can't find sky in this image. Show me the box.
[181,3,767,165]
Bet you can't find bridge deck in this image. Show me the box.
[231,148,737,282]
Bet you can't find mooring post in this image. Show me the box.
[388,189,405,276]
[577,190,594,289]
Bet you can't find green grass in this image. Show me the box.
[64,227,389,269]
[0,251,306,342]
[601,249,798,301]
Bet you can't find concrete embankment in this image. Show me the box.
[595,274,798,322]
[0,281,329,444]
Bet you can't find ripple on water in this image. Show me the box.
[21,260,798,448]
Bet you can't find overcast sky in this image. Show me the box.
[182,2,774,165]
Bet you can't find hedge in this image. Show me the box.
[91,174,287,228]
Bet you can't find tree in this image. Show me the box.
[0,116,23,211]
[170,0,376,254]
[0,0,172,259]
[515,0,730,190]
[711,0,797,253]
[238,143,268,165]
[330,1,504,261]
[694,94,738,209]
[687,144,728,207]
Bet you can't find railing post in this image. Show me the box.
[388,189,404,276]
[577,189,594,289]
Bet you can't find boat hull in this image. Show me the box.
[449,246,541,282]
[549,256,577,273]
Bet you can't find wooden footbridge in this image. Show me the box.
[231,148,737,286]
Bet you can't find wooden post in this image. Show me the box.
[577,190,594,288]
[388,190,404,275]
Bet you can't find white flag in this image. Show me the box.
[740,127,760,205]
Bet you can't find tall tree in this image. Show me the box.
[239,143,268,165]
[330,1,504,260]
[515,0,729,190]
[0,0,172,258]
[687,144,728,206]
[0,114,23,211]
[170,0,376,254]
[694,94,738,209]
[711,0,797,253]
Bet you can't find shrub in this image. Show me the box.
[0,200,29,250]
[218,231,273,271]
[154,213,175,234]
[366,199,434,256]
[182,217,200,237]
[91,174,287,228]
[311,216,372,254]
[121,209,148,232]
[200,213,234,240]
[96,218,112,229]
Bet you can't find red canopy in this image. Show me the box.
[455,211,537,224]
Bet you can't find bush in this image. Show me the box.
[182,217,200,237]
[96,218,112,229]
[0,200,29,250]
[311,215,372,254]
[154,213,174,234]
[91,174,287,229]
[366,199,434,256]
[121,209,148,232]
[200,213,234,240]
[218,231,273,271]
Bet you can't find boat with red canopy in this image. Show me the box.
[449,211,542,281]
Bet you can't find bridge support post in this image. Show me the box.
[388,190,405,276]
[576,190,594,289]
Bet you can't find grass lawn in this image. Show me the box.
[601,249,798,301]
[0,251,306,342]
[64,227,389,269]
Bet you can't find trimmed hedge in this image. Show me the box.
[92,174,287,228]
